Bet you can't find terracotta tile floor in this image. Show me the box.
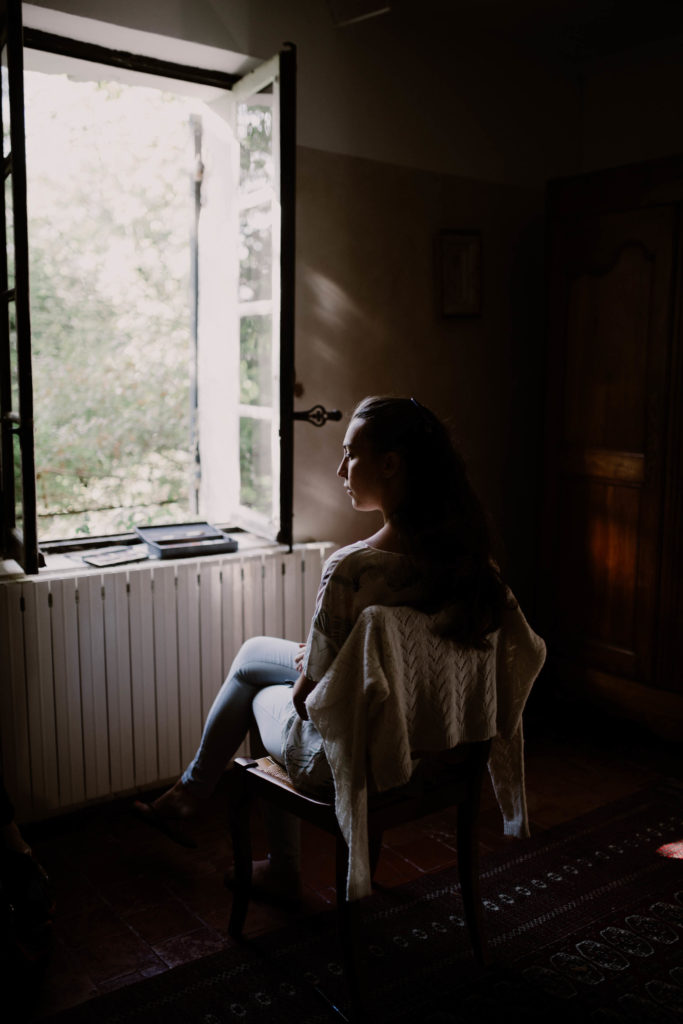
[16,700,682,1022]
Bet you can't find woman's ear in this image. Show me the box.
[382,451,402,478]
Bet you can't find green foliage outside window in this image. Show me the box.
[20,73,277,541]
[238,103,272,192]
[25,73,194,539]
[240,314,272,406]
[239,417,271,515]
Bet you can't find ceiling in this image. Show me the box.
[386,0,683,61]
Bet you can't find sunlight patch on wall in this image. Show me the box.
[302,267,385,362]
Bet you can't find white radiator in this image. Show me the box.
[0,544,331,821]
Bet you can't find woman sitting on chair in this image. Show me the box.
[135,396,511,900]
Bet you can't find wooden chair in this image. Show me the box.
[227,737,492,1019]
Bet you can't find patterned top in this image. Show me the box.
[302,541,427,683]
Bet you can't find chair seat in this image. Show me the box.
[234,755,331,804]
[232,748,484,829]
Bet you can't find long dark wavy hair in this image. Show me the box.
[352,395,512,649]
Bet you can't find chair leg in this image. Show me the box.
[335,837,365,1020]
[456,798,487,965]
[227,772,253,939]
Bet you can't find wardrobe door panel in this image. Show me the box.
[553,476,641,677]
[543,205,676,689]
[563,243,651,453]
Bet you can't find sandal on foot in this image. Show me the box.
[132,800,197,849]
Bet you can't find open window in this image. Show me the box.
[0,1,296,574]
[198,51,295,543]
[0,0,38,572]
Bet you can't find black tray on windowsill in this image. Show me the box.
[135,522,239,559]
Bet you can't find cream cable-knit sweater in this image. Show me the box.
[300,598,546,900]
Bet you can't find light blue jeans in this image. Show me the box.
[181,636,303,869]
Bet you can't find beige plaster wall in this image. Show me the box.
[293,146,545,606]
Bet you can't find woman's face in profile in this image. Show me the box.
[337,418,386,513]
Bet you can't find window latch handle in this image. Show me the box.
[292,404,342,428]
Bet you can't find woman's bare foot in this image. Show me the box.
[226,857,302,907]
[253,858,302,900]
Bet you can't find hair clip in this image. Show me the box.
[410,397,434,432]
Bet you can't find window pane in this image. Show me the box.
[1,49,9,160]
[13,428,23,530]
[237,100,272,193]
[4,174,14,289]
[239,202,272,302]
[9,301,18,411]
[240,415,271,516]
[240,314,272,406]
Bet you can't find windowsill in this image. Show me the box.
[0,529,286,581]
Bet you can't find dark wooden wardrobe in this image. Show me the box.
[540,155,683,739]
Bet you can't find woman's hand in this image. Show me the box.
[294,643,306,673]
[292,672,316,721]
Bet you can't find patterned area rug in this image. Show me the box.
[43,782,683,1024]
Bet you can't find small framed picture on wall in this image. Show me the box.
[438,231,482,317]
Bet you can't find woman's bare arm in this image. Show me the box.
[291,672,318,720]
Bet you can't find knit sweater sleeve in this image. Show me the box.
[488,724,529,837]
[487,598,546,837]
[306,608,392,900]
[302,545,364,683]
